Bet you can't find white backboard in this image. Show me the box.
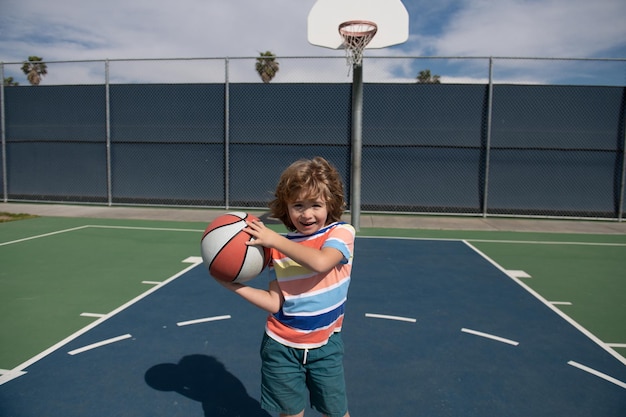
[307,0,409,49]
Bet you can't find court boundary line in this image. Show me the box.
[177,315,232,327]
[0,258,203,385]
[357,234,626,247]
[365,313,417,323]
[1,224,206,384]
[87,224,202,233]
[463,240,626,367]
[67,334,133,356]
[568,360,626,390]
[0,225,91,246]
[0,224,201,247]
[461,328,520,346]
[462,238,626,247]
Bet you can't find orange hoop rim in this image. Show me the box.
[338,20,378,38]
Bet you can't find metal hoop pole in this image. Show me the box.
[224,57,230,209]
[482,57,494,218]
[350,63,363,231]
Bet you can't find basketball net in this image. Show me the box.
[339,20,378,70]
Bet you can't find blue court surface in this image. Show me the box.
[1,237,625,416]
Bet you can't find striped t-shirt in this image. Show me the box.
[265,222,355,349]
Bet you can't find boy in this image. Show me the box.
[216,157,355,417]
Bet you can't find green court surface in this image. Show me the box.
[1,215,625,371]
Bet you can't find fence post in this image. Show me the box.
[1,62,7,203]
[224,58,230,210]
[105,59,113,206]
[482,57,494,218]
[618,88,626,222]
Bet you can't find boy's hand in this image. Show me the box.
[244,220,281,249]
[245,219,344,273]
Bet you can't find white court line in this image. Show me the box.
[0,369,26,379]
[80,312,106,318]
[568,361,626,390]
[550,301,573,306]
[68,334,132,356]
[0,224,202,248]
[87,224,202,233]
[461,328,519,346]
[0,368,25,375]
[606,343,626,348]
[463,239,626,247]
[0,225,90,246]
[183,256,203,263]
[365,313,416,323]
[506,270,531,278]
[359,235,626,247]
[142,281,162,285]
[177,315,231,327]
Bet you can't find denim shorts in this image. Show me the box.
[260,332,348,417]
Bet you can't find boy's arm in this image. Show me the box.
[244,221,345,273]
[216,279,283,314]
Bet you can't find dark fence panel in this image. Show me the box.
[110,143,224,205]
[6,142,107,202]
[4,85,107,201]
[362,84,488,212]
[4,85,105,141]
[227,84,352,207]
[488,85,625,216]
[109,84,225,143]
[109,84,226,205]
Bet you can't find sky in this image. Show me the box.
[1,0,625,85]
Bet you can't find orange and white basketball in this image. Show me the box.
[200,212,271,283]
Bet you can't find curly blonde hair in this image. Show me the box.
[269,157,346,231]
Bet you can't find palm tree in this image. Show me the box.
[416,69,441,84]
[3,77,19,86]
[21,56,48,85]
[255,51,279,83]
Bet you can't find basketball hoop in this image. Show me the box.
[338,20,377,68]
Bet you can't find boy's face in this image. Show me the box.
[287,194,329,235]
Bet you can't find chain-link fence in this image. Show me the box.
[1,56,625,221]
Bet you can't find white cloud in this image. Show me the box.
[0,0,323,62]
[431,0,626,57]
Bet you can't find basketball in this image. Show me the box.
[200,212,271,283]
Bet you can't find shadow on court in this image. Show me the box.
[0,238,625,416]
[145,354,270,417]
